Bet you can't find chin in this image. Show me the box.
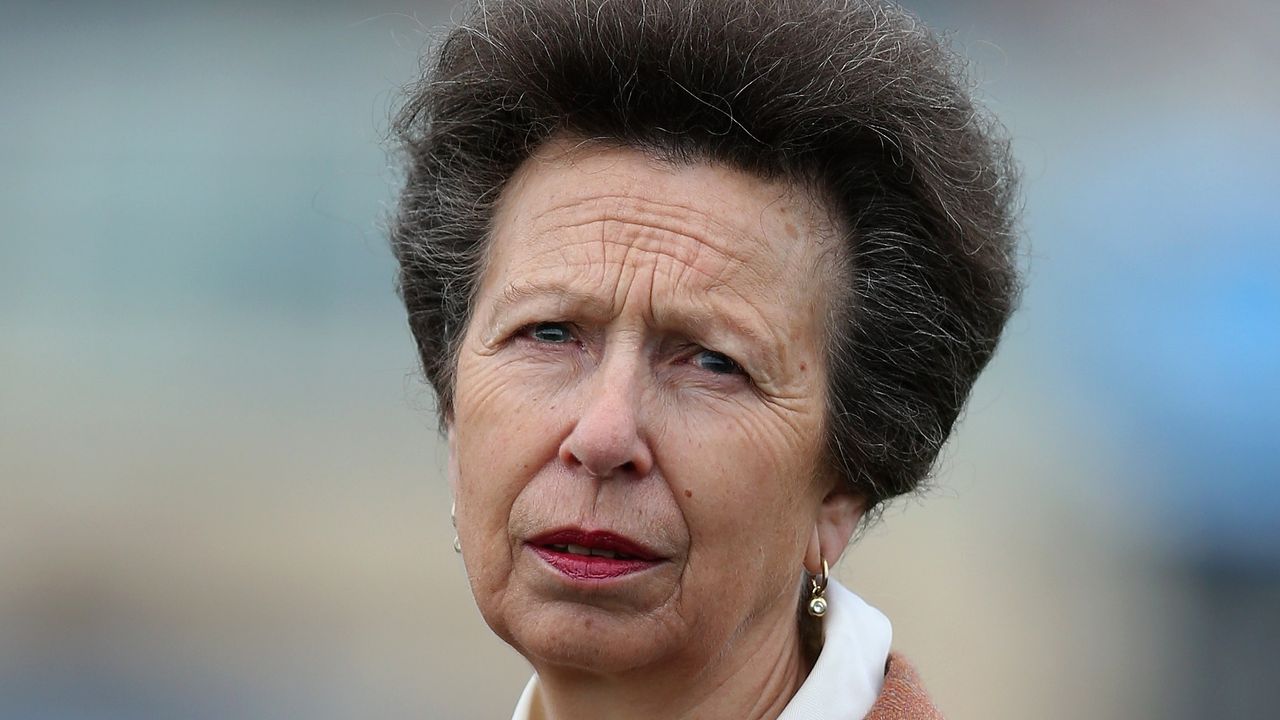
[497,599,677,675]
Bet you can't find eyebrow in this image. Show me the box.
[488,279,782,373]
[490,282,615,322]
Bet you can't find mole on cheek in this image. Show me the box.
[799,361,807,371]
[684,489,693,498]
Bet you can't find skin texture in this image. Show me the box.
[449,138,864,720]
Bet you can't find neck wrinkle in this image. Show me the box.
[532,606,809,720]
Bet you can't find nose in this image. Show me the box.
[558,363,654,479]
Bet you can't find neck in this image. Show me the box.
[531,611,810,720]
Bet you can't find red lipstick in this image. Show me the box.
[526,529,664,580]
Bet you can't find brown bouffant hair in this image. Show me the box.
[390,0,1020,512]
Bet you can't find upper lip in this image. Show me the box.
[526,528,663,561]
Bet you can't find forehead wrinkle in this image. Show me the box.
[519,230,785,337]
[524,219,782,309]
[530,192,786,282]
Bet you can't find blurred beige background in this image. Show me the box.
[3,1,1278,718]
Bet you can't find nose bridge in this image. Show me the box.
[559,340,653,478]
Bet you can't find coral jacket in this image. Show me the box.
[865,653,944,720]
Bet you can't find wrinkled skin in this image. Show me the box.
[449,138,863,719]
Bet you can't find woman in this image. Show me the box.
[390,1,1019,718]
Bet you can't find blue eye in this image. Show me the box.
[693,350,741,375]
[527,322,574,343]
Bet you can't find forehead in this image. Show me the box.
[484,140,839,309]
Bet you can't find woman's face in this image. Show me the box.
[450,139,844,677]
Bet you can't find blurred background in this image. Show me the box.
[2,0,1277,717]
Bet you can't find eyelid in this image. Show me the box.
[688,346,753,384]
[519,320,577,343]
[694,348,738,371]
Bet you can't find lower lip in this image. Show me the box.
[529,545,661,580]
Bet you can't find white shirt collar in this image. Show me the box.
[777,579,892,720]
[510,578,891,720]
[510,670,540,720]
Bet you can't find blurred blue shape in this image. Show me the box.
[1044,122,1280,565]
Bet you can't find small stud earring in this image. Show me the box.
[451,501,461,554]
[807,557,829,617]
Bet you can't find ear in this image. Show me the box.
[803,489,866,574]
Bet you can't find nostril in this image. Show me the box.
[561,448,582,468]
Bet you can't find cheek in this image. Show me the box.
[659,404,821,578]
[451,343,591,513]
[451,357,565,557]
[664,399,821,503]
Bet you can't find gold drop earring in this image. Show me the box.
[807,557,829,617]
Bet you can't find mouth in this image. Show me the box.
[526,528,665,580]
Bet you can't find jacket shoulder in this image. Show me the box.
[864,652,944,720]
